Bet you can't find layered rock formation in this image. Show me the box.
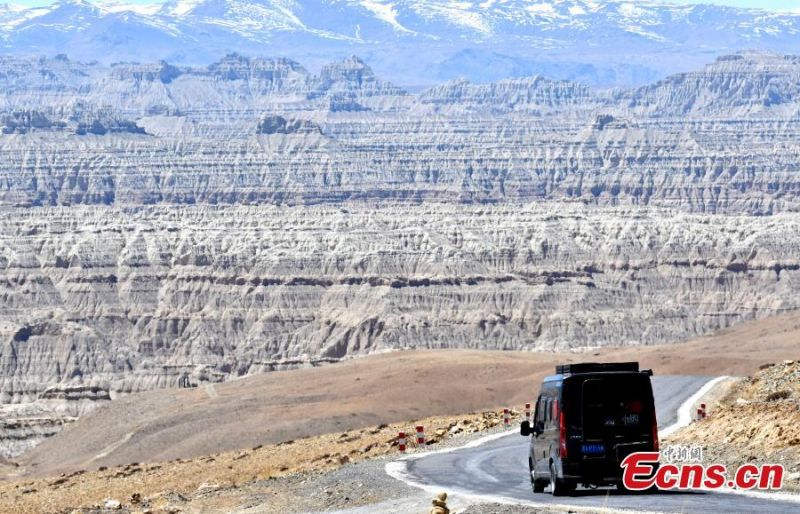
[256,115,321,135]
[623,53,800,117]
[0,53,800,213]
[2,51,800,455]
[2,203,800,455]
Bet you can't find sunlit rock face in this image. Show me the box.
[2,52,800,455]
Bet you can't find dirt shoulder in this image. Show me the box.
[666,360,800,492]
[0,410,523,514]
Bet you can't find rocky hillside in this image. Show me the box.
[668,360,800,491]
[624,53,800,117]
[0,408,520,514]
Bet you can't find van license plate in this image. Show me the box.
[582,443,605,455]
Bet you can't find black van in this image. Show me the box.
[520,362,658,495]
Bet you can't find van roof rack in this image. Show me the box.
[555,362,640,375]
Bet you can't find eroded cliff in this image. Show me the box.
[1,204,799,455]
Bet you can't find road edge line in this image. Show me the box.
[658,375,729,438]
[385,458,654,514]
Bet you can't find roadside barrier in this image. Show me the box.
[503,408,510,429]
[525,402,531,422]
[398,431,406,453]
[694,402,707,420]
[416,425,425,445]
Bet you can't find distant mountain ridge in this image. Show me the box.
[1,0,800,86]
[2,51,798,118]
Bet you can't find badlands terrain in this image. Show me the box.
[2,203,800,457]
[2,50,800,459]
[3,52,800,211]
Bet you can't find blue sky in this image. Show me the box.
[8,0,800,10]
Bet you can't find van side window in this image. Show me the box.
[536,396,546,423]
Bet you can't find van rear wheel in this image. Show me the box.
[530,459,546,493]
[549,463,575,496]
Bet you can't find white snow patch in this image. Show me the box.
[417,1,493,34]
[526,3,557,16]
[98,1,162,16]
[569,5,586,16]
[619,3,645,19]
[360,0,414,33]
[169,0,202,17]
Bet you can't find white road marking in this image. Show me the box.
[385,430,656,513]
[385,457,649,514]
[658,375,729,438]
[463,445,505,484]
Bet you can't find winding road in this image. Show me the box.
[389,376,800,513]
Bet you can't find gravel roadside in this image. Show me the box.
[134,417,526,513]
[234,425,521,513]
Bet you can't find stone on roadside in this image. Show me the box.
[104,498,122,509]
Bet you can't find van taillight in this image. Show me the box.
[559,410,568,458]
[651,412,659,452]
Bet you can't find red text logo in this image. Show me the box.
[620,452,784,491]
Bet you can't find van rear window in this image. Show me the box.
[562,374,654,432]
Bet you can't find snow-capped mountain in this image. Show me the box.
[1,0,800,86]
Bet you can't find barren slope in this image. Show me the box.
[9,309,800,479]
[667,360,800,491]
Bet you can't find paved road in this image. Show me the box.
[402,376,799,513]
